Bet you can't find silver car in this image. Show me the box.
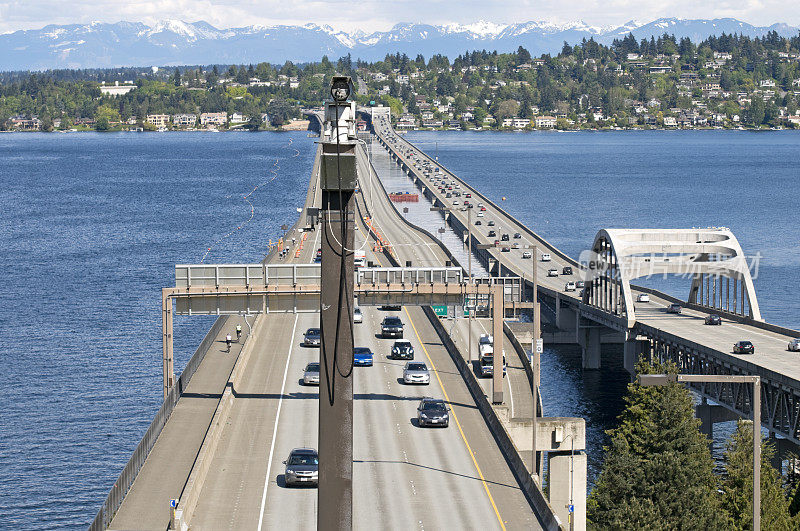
[283,448,318,487]
[403,362,430,385]
[303,362,320,385]
[789,338,800,352]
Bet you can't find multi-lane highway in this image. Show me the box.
[186,194,540,529]
[105,132,542,529]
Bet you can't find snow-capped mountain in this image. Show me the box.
[1,17,798,71]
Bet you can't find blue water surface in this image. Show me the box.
[0,131,315,529]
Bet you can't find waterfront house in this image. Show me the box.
[146,114,170,128]
[230,113,249,124]
[200,112,228,126]
[535,116,556,128]
[173,114,197,127]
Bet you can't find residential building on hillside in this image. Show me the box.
[200,112,228,126]
[535,116,557,128]
[146,114,170,127]
[172,114,197,127]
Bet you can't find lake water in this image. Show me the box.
[1,129,797,528]
[0,131,315,529]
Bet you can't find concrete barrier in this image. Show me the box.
[89,315,229,531]
[421,305,563,530]
[172,313,266,530]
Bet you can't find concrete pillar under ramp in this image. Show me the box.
[549,451,587,531]
[623,338,650,375]
[580,327,601,369]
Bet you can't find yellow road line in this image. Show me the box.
[363,203,506,530]
[404,308,507,531]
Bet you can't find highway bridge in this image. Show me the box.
[367,110,800,452]
[92,108,550,530]
[91,101,800,531]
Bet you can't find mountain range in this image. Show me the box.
[1,17,798,71]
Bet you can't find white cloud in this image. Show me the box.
[0,0,797,34]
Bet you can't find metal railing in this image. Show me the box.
[357,266,462,285]
[89,316,228,530]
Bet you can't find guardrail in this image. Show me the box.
[173,313,266,530]
[422,305,561,530]
[89,315,228,531]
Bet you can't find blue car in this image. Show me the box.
[353,347,374,367]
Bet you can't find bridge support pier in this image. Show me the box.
[623,338,650,375]
[696,400,740,440]
[555,296,578,332]
[549,451,587,531]
[580,327,601,369]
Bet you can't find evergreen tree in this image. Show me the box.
[721,420,797,530]
[588,359,727,529]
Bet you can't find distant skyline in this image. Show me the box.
[1,1,800,34]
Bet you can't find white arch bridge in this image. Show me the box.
[581,228,762,329]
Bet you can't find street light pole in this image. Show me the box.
[532,244,540,478]
[468,206,473,364]
[639,373,761,531]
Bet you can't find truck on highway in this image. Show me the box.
[477,334,507,377]
[354,249,366,268]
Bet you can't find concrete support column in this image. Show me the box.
[696,402,740,442]
[624,338,650,375]
[555,294,561,330]
[549,451,587,531]
[580,327,601,370]
[492,284,504,404]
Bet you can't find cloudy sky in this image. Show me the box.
[0,0,797,33]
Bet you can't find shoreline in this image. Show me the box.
[1,126,793,134]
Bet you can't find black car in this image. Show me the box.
[488,230,496,238]
[513,233,522,239]
[390,340,414,359]
[666,303,682,314]
[733,340,754,354]
[501,234,509,241]
[283,448,318,487]
[380,304,402,311]
[303,328,321,347]
[562,266,573,275]
[417,398,450,427]
[381,316,404,338]
[475,220,482,225]
[705,314,722,325]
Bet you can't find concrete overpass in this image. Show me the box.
[368,110,800,449]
